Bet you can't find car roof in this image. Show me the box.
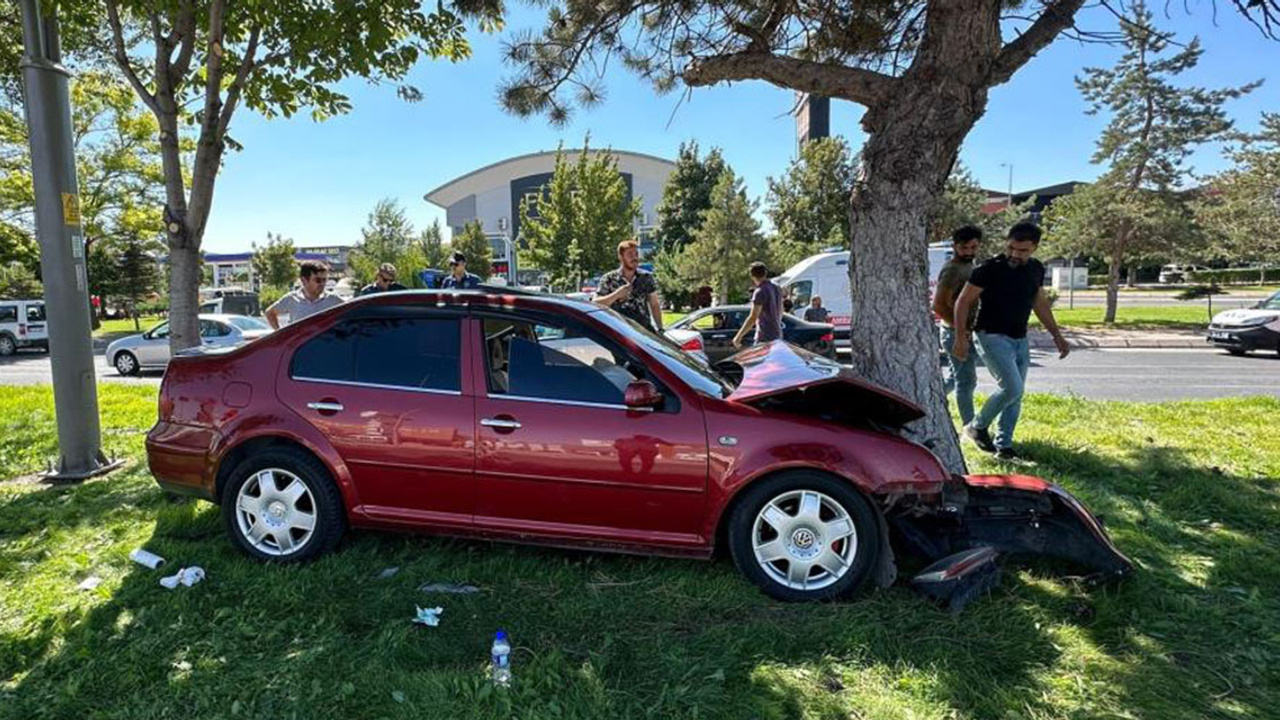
[342,287,602,314]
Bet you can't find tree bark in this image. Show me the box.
[847,0,1005,475]
[1105,246,1123,324]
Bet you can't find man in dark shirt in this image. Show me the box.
[953,223,1069,459]
[441,252,482,289]
[733,261,783,348]
[594,240,663,332]
[932,226,982,425]
[803,296,830,324]
[358,263,408,296]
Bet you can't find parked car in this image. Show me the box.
[0,298,48,356]
[107,314,271,375]
[1205,289,1280,356]
[146,290,1130,604]
[1158,264,1204,284]
[666,306,836,363]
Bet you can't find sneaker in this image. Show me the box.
[995,447,1020,461]
[964,425,997,453]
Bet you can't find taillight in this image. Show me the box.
[18,324,26,336]
[680,336,703,351]
[820,333,834,342]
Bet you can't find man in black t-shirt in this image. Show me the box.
[952,223,1069,460]
[594,239,662,332]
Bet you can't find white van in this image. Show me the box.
[774,243,954,351]
[0,298,49,356]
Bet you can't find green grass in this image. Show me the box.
[3,385,1279,718]
[1037,305,1217,330]
[92,318,156,337]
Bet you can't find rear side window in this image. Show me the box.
[27,305,45,322]
[0,305,15,323]
[292,317,461,392]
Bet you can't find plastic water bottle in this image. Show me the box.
[490,630,512,687]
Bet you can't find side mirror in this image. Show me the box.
[624,379,663,409]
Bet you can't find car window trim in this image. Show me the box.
[500,393,654,413]
[293,376,464,396]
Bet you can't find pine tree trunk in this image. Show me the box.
[846,0,1004,475]
[1104,250,1122,324]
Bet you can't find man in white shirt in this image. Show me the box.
[265,260,345,329]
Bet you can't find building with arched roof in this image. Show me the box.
[424,149,676,284]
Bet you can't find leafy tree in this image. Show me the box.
[451,220,493,280]
[520,141,641,290]
[1196,113,1280,277]
[502,0,1280,471]
[1058,4,1257,323]
[420,220,449,270]
[765,137,854,270]
[931,164,1037,252]
[252,232,297,289]
[86,0,502,352]
[654,141,727,254]
[349,199,417,285]
[86,243,121,321]
[0,261,40,298]
[677,169,771,304]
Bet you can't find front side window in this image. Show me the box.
[292,317,461,392]
[787,280,814,308]
[483,317,640,406]
[200,320,232,338]
[148,322,170,340]
[227,316,269,331]
[0,305,16,323]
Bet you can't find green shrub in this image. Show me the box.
[1188,267,1280,285]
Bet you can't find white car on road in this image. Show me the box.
[106,314,271,375]
[1206,289,1280,357]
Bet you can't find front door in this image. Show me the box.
[277,309,475,525]
[472,314,708,545]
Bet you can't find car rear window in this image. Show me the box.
[292,317,461,392]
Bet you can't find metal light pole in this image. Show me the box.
[19,0,120,481]
[1000,162,1014,208]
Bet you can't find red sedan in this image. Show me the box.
[147,290,1130,603]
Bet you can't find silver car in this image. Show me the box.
[106,314,271,376]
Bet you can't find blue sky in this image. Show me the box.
[200,3,1278,252]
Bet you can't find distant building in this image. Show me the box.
[424,150,677,283]
[298,245,353,274]
[982,181,1086,222]
[203,250,333,289]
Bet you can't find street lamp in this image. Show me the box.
[999,162,1014,208]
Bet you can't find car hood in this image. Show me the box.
[1211,308,1280,326]
[105,334,145,353]
[723,341,925,426]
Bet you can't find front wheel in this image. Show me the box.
[1227,348,1248,357]
[0,334,15,357]
[113,351,139,376]
[220,447,345,562]
[727,471,881,602]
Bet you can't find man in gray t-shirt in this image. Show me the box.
[733,261,784,348]
[265,260,345,329]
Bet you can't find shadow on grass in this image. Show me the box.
[3,439,1278,718]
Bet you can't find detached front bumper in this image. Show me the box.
[891,474,1133,580]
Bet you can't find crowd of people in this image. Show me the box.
[262,222,1064,459]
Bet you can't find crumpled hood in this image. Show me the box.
[1212,308,1280,327]
[724,341,925,426]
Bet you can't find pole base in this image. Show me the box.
[41,456,126,485]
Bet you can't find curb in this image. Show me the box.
[1028,334,1205,350]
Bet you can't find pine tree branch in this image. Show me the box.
[682,52,893,106]
[990,0,1088,85]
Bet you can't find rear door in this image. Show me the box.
[23,303,47,342]
[690,310,740,362]
[276,307,475,525]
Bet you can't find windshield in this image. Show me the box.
[1262,291,1280,311]
[588,309,733,398]
[227,316,270,331]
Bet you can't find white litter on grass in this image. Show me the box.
[160,566,206,589]
[129,548,166,569]
[78,576,103,591]
[419,582,480,594]
[378,566,400,579]
[412,606,444,627]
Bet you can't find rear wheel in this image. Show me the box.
[1227,348,1248,357]
[220,447,345,562]
[0,334,15,357]
[727,471,881,602]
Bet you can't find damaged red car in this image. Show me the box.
[147,290,1131,605]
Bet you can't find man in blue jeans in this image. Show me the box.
[951,223,1069,460]
[932,225,982,426]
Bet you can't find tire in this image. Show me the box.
[113,351,140,376]
[1227,348,1248,357]
[727,471,881,602]
[220,446,345,563]
[0,334,15,357]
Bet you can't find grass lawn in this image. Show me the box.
[2,385,1278,719]
[1034,304,1223,331]
[92,318,158,337]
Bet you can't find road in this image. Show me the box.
[2,345,1278,401]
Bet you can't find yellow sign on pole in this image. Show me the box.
[61,192,81,226]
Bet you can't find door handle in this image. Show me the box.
[480,417,521,430]
[307,401,344,413]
